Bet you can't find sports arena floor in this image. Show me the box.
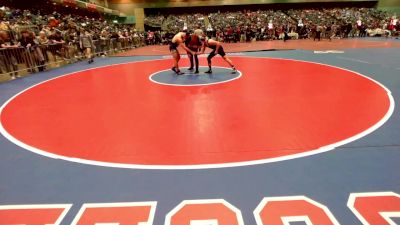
[0,38,399,224]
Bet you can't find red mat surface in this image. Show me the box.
[0,57,391,168]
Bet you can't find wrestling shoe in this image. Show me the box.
[176,70,185,75]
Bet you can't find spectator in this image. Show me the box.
[0,31,19,79]
[99,30,109,55]
[37,31,49,45]
[19,30,45,71]
[79,28,95,63]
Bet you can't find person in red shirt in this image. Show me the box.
[226,26,234,42]
[185,29,203,74]
[48,17,59,28]
[147,30,155,45]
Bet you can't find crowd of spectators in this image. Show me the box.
[0,4,398,80]
[0,6,146,78]
[145,7,399,42]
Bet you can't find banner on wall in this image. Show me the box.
[63,0,77,7]
[86,3,97,11]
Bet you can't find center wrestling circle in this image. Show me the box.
[0,57,393,169]
[149,66,242,86]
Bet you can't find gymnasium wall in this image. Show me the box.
[377,0,400,12]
